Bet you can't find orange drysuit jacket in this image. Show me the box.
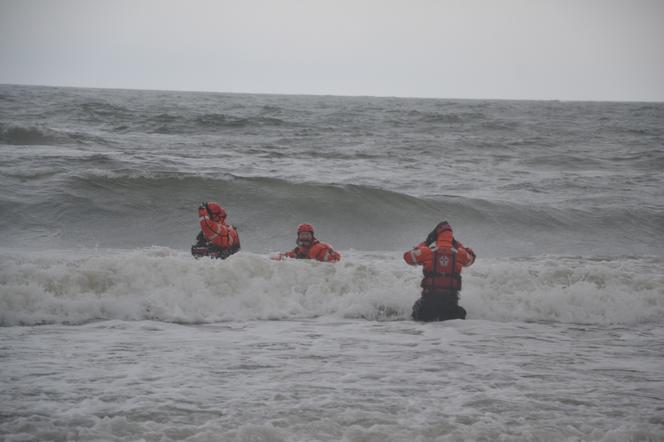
[199,210,240,251]
[404,231,475,294]
[281,240,341,263]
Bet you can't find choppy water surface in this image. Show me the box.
[1,85,663,440]
[2,319,663,441]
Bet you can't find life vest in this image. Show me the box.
[309,241,340,262]
[200,215,239,247]
[286,240,340,262]
[192,228,240,259]
[421,247,462,293]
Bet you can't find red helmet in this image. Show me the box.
[207,202,226,218]
[297,223,314,234]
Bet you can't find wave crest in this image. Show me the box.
[0,124,64,145]
[1,249,661,326]
[144,113,288,134]
[194,113,286,128]
[0,123,110,146]
[1,173,662,256]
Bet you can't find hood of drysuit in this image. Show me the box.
[435,229,455,248]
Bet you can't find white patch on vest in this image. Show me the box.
[438,256,449,266]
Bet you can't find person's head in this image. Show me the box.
[434,221,454,247]
[206,202,227,222]
[296,223,315,248]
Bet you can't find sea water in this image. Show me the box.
[1,85,663,441]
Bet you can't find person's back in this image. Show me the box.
[404,221,475,321]
[193,202,240,259]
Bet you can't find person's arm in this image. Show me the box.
[314,243,340,262]
[228,226,241,250]
[403,244,432,266]
[272,248,299,260]
[327,249,341,262]
[198,205,217,240]
[455,242,476,267]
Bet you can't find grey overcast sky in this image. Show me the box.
[1,0,663,101]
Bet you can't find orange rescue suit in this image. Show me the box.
[404,231,475,294]
[199,210,240,251]
[282,240,341,263]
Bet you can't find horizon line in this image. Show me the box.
[1,81,663,105]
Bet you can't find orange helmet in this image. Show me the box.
[296,223,315,247]
[297,223,314,234]
[206,202,226,218]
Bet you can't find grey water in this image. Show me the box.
[1,84,663,441]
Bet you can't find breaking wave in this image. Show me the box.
[1,249,661,326]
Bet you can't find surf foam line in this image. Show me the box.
[1,248,662,326]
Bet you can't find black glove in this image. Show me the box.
[198,202,209,218]
[424,229,438,246]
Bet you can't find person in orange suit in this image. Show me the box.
[274,223,341,262]
[192,202,240,259]
[404,221,476,321]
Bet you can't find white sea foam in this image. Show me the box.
[2,248,661,326]
[463,255,664,325]
[2,318,662,441]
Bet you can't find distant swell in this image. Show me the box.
[0,123,110,146]
[0,124,64,145]
[145,113,288,134]
[79,101,134,122]
[419,111,485,124]
[194,113,286,128]
[0,173,662,256]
